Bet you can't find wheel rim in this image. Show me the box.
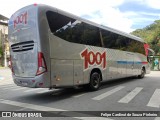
[92,74,100,88]
[141,69,145,77]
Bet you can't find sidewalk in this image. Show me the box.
[0,67,10,69]
[0,68,12,79]
[0,76,4,80]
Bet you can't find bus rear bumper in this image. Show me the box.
[12,74,48,88]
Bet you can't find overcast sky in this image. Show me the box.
[0,0,160,33]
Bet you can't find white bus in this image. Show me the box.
[8,4,150,91]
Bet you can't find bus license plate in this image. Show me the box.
[21,81,28,86]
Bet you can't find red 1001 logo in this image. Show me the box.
[80,48,107,70]
[14,11,28,28]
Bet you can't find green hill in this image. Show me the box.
[131,20,160,55]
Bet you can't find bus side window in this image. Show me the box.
[46,11,75,42]
[46,11,102,47]
[125,39,145,55]
[101,29,119,49]
[82,23,101,47]
[116,35,127,51]
[71,21,84,44]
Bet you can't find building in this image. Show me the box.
[0,14,9,67]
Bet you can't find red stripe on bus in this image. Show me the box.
[142,62,148,64]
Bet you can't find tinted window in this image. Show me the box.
[126,38,145,55]
[101,28,145,55]
[46,11,145,54]
[46,11,75,33]
[46,11,101,47]
[83,23,101,46]
[71,21,84,44]
[136,41,145,55]
[116,35,128,51]
[101,29,119,49]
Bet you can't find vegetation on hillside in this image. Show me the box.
[131,20,160,55]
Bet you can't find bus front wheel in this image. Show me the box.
[89,72,101,91]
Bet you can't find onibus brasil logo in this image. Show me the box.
[80,48,107,71]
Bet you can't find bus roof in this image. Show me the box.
[19,4,144,43]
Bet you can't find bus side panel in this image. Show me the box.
[49,33,108,87]
[74,60,84,85]
[106,49,119,80]
[49,34,85,87]
[51,59,74,87]
[134,53,141,75]
[139,54,150,74]
[116,50,127,78]
[126,52,134,76]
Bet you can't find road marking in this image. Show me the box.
[36,89,50,93]
[92,86,125,100]
[12,87,28,91]
[0,84,15,88]
[147,89,160,108]
[15,107,27,111]
[155,117,160,120]
[0,99,113,120]
[0,99,66,111]
[3,86,19,90]
[118,87,143,103]
[24,88,44,93]
[73,93,86,98]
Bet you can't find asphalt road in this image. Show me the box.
[0,68,160,120]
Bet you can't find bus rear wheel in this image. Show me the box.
[89,72,101,91]
[138,67,145,79]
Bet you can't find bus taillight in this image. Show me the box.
[36,52,47,75]
[144,43,149,56]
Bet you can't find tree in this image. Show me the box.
[131,20,160,55]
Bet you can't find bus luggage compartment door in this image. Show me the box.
[51,59,74,87]
[73,60,84,85]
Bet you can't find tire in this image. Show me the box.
[89,72,101,91]
[138,68,145,79]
